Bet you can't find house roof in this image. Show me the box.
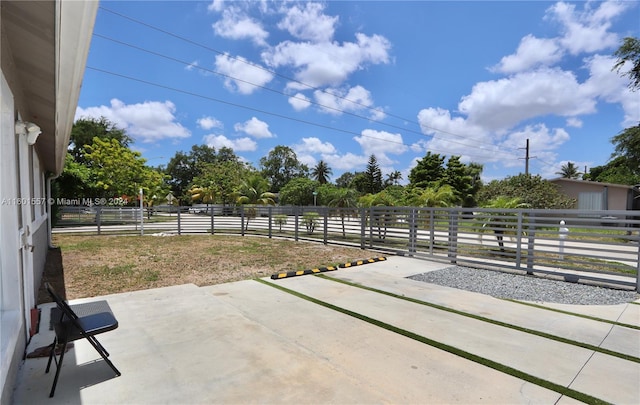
[549,177,635,190]
[1,1,98,175]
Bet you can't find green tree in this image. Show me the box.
[235,174,276,230]
[478,197,531,252]
[384,170,403,187]
[407,185,456,208]
[69,117,132,163]
[165,144,224,198]
[279,178,318,206]
[83,137,166,200]
[611,125,640,172]
[409,152,446,189]
[364,155,383,194]
[192,159,251,208]
[350,172,369,194]
[327,187,359,237]
[585,157,640,185]
[311,160,332,184]
[57,154,96,200]
[444,156,480,206]
[477,174,575,209]
[583,125,640,185]
[613,37,640,91]
[260,145,309,193]
[556,162,581,179]
[335,171,357,188]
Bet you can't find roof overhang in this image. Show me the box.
[1,1,98,175]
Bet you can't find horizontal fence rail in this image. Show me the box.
[54,205,640,291]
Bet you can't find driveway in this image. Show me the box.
[13,256,640,404]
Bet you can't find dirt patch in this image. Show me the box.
[50,234,377,299]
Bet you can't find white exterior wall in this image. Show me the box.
[0,71,26,402]
[0,69,51,405]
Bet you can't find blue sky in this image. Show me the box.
[75,0,640,184]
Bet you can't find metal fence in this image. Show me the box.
[55,205,640,291]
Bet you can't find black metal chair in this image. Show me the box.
[44,282,121,397]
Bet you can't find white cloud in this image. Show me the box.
[203,134,257,152]
[288,93,312,111]
[215,53,274,94]
[234,117,275,138]
[212,6,269,46]
[322,152,369,171]
[459,68,595,132]
[581,55,640,126]
[197,116,224,130]
[493,35,563,74]
[263,33,391,88]
[546,0,625,55]
[277,2,337,43]
[313,85,381,118]
[75,99,190,143]
[207,0,224,13]
[353,129,407,167]
[566,117,583,128]
[416,107,513,164]
[294,137,337,155]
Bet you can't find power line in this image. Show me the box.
[96,6,524,156]
[93,32,519,157]
[85,66,519,163]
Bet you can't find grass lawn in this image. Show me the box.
[53,234,375,299]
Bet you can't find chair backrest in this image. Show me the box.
[45,282,80,323]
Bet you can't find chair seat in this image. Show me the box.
[55,312,119,342]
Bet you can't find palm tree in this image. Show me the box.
[235,174,276,230]
[328,188,358,237]
[311,160,332,184]
[556,162,581,179]
[479,196,530,252]
[189,185,216,214]
[385,170,403,186]
[407,185,455,208]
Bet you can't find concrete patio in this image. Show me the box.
[12,256,640,404]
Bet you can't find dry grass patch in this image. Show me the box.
[53,234,375,299]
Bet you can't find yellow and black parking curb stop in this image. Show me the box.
[270,256,387,280]
[339,256,387,268]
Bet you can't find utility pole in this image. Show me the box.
[519,139,536,175]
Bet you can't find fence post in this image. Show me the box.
[294,206,299,242]
[96,207,102,235]
[429,209,435,255]
[323,207,328,245]
[448,210,458,264]
[515,211,523,269]
[240,206,245,236]
[636,240,640,293]
[210,206,214,235]
[268,206,273,238]
[360,207,366,250]
[369,207,374,249]
[408,208,417,256]
[177,207,181,235]
[526,215,535,275]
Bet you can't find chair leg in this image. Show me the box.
[84,335,121,376]
[45,338,57,373]
[49,341,68,398]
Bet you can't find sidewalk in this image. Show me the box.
[13,256,640,404]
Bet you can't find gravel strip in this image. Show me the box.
[408,266,640,305]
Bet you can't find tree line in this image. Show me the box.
[56,118,576,212]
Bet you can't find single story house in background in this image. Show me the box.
[550,178,639,211]
[0,1,98,402]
